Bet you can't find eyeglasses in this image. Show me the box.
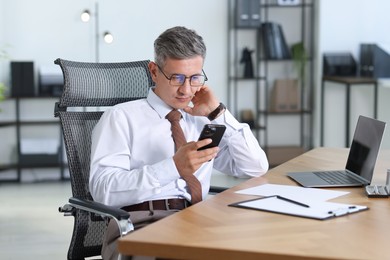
[157,64,208,87]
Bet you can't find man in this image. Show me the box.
[90,26,268,259]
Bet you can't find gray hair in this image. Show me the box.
[154,26,206,67]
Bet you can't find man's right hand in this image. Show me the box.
[173,139,219,179]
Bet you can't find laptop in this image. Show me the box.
[288,115,386,188]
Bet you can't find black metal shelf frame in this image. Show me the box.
[0,96,67,182]
[227,0,315,166]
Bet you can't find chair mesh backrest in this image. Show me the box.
[58,111,103,200]
[55,58,152,200]
[54,59,152,259]
[56,59,152,107]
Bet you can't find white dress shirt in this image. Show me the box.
[89,89,268,208]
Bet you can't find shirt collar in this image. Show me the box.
[146,88,186,120]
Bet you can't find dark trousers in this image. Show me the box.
[102,210,178,260]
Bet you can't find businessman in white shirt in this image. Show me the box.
[89,26,269,260]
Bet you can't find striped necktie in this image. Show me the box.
[166,109,202,204]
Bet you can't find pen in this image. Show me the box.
[275,195,310,208]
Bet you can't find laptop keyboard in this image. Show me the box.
[314,171,362,185]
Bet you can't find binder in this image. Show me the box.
[373,44,390,78]
[359,43,390,78]
[249,0,261,27]
[229,195,368,220]
[359,44,374,77]
[261,22,291,60]
[235,0,261,28]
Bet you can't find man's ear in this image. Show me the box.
[148,62,158,80]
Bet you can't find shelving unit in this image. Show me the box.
[228,0,315,167]
[0,96,66,182]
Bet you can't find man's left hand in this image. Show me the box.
[183,85,219,117]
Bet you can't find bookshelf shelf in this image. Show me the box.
[0,96,67,182]
[227,0,315,166]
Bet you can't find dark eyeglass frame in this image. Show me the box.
[156,64,208,87]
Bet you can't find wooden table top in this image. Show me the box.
[118,147,390,260]
[322,76,377,85]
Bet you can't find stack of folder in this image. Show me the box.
[260,22,291,60]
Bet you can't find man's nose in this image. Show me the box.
[178,79,192,93]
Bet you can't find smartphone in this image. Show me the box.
[197,124,226,151]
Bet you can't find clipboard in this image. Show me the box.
[229,196,368,220]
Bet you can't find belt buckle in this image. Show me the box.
[164,199,187,211]
[165,199,176,211]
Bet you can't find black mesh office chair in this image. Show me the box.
[55,58,153,260]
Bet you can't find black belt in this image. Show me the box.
[121,199,190,212]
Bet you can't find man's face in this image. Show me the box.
[150,56,204,110]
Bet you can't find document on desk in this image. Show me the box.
[229,196,368,220]
[236,184,349,202]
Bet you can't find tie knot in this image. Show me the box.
[166,109,182,122]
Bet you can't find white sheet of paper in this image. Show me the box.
[237,196,367,220]
[236,184,349,203]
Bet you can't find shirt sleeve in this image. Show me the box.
[89,108,180,208]
[211,109,269,178]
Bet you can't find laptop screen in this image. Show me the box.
[345,115,386,181]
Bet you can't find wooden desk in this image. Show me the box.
[118,148,390,260]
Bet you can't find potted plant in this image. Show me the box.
[0,82,5,102]
[291,42,308,85]
[0,46,9,108]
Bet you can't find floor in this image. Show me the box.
[0,172,245,260]
[0,181,73,260]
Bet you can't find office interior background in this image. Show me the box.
[0,0,389,258]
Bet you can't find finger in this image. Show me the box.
[199,85,209,92]
[199,146,219,156]
[195,138,212,149]
[183,106,193,114]
[197,149,218,163]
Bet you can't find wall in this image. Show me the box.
[317,0,390,148]
[0,0,228,100]
[0,0,228,179]
[1,0,390,171]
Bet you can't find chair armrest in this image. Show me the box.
[62,197,134,236]
[209,186,228,194]
[69,197,130,220]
